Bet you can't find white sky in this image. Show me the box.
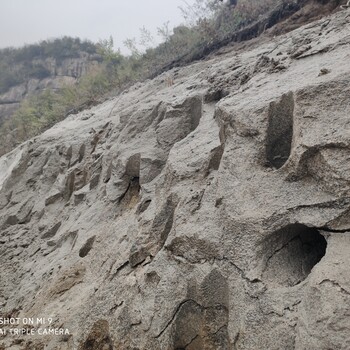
[0,0,196,53]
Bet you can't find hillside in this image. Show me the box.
[0,1,350,350]
[0,38,101,153]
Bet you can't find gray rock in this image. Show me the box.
[0,9,350,350]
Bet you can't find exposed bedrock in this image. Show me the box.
[0,9,350,350]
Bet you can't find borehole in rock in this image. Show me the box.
[118,153,142,208]
[79,236,96,258]
[41,222,62,239]
[204,89,228,102]
[125,154,141,179]
[78,144,85,163]
[119,177,141,209]
[65,171,76,201]
[136,199,152,215]
[263,224,327,287]
[129,196,176,267]
[265,92,294,169]
[79,319,114,350]
[172,300,203,350]
[207,145,224,174]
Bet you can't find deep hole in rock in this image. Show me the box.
[65,171,76,201]
[262,224,327,287]
[78,144,86,163]
[125,154,141,179]
[79,320,113,350]
[265,92,294,169]
[118,154,142,209]
[207,144,224,175]
[172,300,203,350]
[129,196,176,268]
[204,89,228,102]
[119,177,141,209]
[185,97,202,134]
[41,222,61,239]
[136,199,152,215]
[79,236,96,258]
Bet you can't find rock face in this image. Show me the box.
[0,9,350,350]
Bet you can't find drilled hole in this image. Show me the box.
[204,89,228,102]
[136,199,151,215]
[266,92,294,169]
[119,177,140,209]
[79,236,96,258]
[262,224,327,287]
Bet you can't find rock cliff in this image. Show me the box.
[0,8,350,350]
[0,52,100,126]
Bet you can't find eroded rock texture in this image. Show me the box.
[0,9,350,350]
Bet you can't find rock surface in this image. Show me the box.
[0,8,350,350]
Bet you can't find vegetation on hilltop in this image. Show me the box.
[0,0,306,155]
[0,37,99,94]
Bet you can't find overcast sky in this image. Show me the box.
[0,0,196,53]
